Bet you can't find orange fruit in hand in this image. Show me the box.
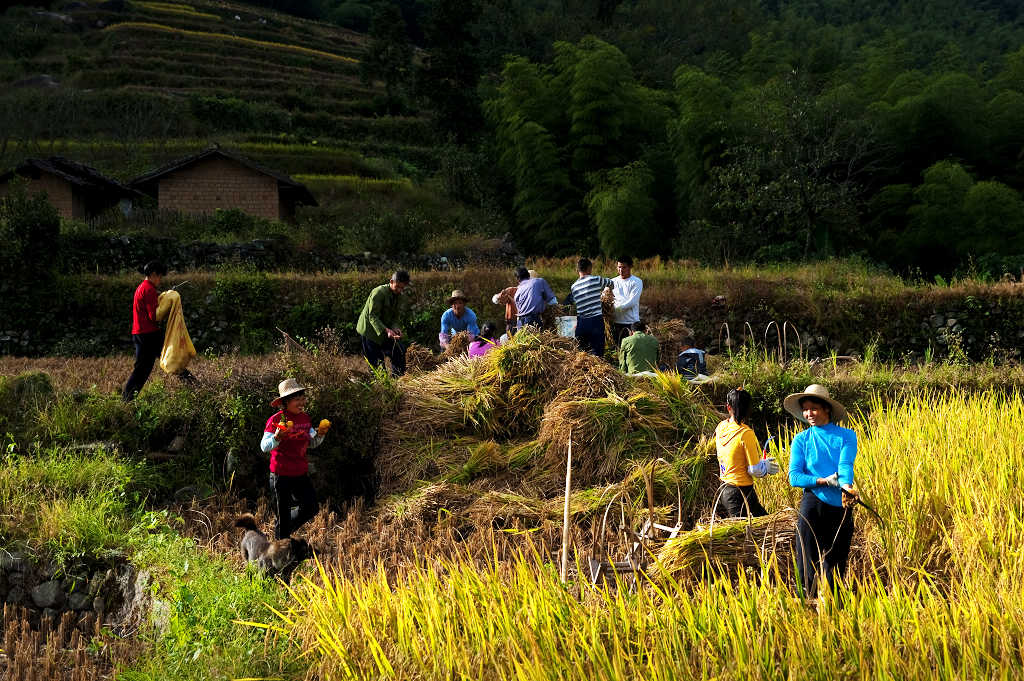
[319,419,331,429]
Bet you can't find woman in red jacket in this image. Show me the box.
[122,261,166,402]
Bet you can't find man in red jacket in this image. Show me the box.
[122,261,167,402]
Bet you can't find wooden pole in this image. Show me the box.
[560,429,573,582]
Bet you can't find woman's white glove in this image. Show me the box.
[748,457,780,478]
[492,293,501,304]
[821,472,840,487]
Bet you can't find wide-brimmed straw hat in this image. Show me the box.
[448,289,469,304]
[271,378,310,407]
[783,384,847,424]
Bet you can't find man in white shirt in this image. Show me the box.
[611,256,643,346]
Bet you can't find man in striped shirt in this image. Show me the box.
[565,258,613,357]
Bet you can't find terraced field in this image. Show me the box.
[1,0,433,178]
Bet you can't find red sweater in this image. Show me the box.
[265,411,313,476]
[131,279,160,334]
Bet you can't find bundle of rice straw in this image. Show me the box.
[551,351,631,401]
[655,507,796,581]
[541,303,567,333]
[536,392,676,490]
[649,319,695,371]
[405,343,441,373]
[377,482,476,525]
[601,287,616,350]
[441,330,473,358]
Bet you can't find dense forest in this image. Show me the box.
[4,0,1024,273]
[287,0,1024,272]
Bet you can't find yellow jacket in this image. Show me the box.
[715,420,761,486]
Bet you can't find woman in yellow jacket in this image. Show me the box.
[715,388,780,517]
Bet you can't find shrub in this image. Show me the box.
[0,181,61,277]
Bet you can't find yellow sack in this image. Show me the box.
[156,290,197,374]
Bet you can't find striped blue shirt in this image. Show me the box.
[566,275,613,319]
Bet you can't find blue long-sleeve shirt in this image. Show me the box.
[440,307,479,337]
[788,423,857,507]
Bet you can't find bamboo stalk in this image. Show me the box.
[560,429,573,582]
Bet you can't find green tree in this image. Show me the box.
[585,161,659,258]
[360,2,414,114]
[418,0,483,141]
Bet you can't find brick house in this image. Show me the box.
[0,157,139,220]
[130,147,317,221]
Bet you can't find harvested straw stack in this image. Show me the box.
[649,319,695,371]
[405,343,441,373]
[377,482,476,525]
[655,507,796,581]
[536,392,676,490]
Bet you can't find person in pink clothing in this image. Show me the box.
[468,321,500,358]
[260,379,331,539]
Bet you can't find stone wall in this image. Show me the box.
[157,158,281,220]
[0,552,148,634]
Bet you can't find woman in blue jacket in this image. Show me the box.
[785,384,859,597]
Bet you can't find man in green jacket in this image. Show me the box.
[618,321,659,375]
[357,270,410,376]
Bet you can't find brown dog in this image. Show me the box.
[234,514,311,581]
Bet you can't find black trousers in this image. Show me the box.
[122,331,163,401]
[575,315,605,357]
[719,484,768,518]
[612,323,632,347]
[361,335,406,376]
[270,472,318,539]
[795,491,854,596]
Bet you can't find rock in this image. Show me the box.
[93,595,105,615]
[32,580,66,609]
[168,435,186,453]
[929,313,945,328]
[6,572,25,587]
[947,318,958,327]
[6,586,25,605]
[0,551,27,571]
[68,591,92,611]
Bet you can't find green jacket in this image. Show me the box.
[356,284,406,344]
[619,332,659,374]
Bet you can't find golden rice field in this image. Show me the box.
[262,391,1024,680]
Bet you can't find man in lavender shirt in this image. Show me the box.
[513,266,556,329]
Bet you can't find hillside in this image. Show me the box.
[0,0,437,184]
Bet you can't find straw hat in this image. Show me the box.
[448,289,469,305]
[783,384,847,424]
[527,269,538,278]
[271,378,310,407]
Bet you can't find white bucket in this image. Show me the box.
[555,315,577,338]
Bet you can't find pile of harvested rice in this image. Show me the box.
[655,508,797,581]
[649,319,695,371]
[405,343,441,373]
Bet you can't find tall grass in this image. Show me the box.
[271,391,1024,680]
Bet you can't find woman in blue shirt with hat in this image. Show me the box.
[785,384,859,597]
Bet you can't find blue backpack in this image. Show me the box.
[676,348,707,378]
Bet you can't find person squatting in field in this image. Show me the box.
[439,289,479,350]
[715,387,780,517]
[468,321,501,357]
[786,384,859,596]
[261,379,331,539]
[122,260,167,402]
[357,270,410,376]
